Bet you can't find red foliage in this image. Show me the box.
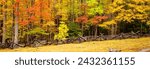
[14,11,20,16]
[30,16,36,21]
[19,20,28,26]
[75,15,88,24]
[16,0,20,3]
[26,7,34,14]
[91,16,108,25]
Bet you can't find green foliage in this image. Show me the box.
[87,0,104,16]
[27,27,48,35]
[54,22,69,40]
[69,0,80,18]
[68,22,82,38]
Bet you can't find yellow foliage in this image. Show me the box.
[100,20,116,27]
[54,22,69,40]
[0,15,2,20]
[43,21,55,27]
[6,20,13,25]
[99,24,109,29]
[6,0,12,6]
[106,0,150,24]
[147,21,150,25]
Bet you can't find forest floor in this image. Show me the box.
[0,37,150,52]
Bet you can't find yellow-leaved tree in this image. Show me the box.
[54,21,69,41]
[102,0,150,34]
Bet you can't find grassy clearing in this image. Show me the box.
[0,37,150,52]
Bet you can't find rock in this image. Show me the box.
[139,48,150,52]
[109,48,121,52]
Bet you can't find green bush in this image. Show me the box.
[26,27,49,35]
[68,22,82,38]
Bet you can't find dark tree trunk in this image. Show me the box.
[94,25,98,38]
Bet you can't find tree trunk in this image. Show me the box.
[14,2,19,45]
[140,23,143,35]
[81,24,84,36]
[89,27,91,36]
[2,1,6,44]
[114,24,117,34]
[72,0,75,22]
[111,24,115,36]
[94,25,98,38]
[12,0,15,45]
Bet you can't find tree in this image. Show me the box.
[87,0,108,37]
[13,0,20,45]
[68,22,82,38]
[90,16,108,37]
[75,15,88,36]
[0,1,2,43]
[104,0,150,34]
[68,0,80,22]
[87,0,104,16]
[2,0,6,44]
[54,21,69,41]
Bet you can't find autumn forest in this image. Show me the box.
[0,0,150,51]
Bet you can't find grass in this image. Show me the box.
[0,37,150,52]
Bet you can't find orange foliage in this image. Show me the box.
[75,15,88,24]
[16,0,51,26]
[91,16,108,25]
[16,0,20,3]
[19,20,28,26]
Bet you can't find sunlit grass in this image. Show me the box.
[0,37,150,52]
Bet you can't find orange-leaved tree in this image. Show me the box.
[75,15,88,36]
